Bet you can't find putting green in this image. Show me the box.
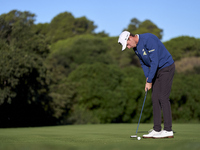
[0,123,199,150]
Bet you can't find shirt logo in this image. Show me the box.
[143,51,147,55]
[142,49,147,55]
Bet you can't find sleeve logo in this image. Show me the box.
[148,49,155,53]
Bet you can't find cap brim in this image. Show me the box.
[122,41,127,51]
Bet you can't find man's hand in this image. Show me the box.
[145,78,152,91]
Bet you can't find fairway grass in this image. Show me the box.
[0,123,199,150]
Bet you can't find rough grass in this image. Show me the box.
[0,123,199,150]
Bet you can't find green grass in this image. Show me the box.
[0,123,199,150]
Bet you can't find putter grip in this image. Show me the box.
[145,89,148,95]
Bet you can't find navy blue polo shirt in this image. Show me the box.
[134,33,174,83]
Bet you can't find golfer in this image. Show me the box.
[118,31,175,138]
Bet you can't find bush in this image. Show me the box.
[170,73,200,122]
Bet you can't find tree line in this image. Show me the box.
[0,10,199,127]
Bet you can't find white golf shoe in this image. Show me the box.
[153,130,174,139]
[143,129,161,138]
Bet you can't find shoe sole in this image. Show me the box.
[142,137,153,139]
[153,136,174,139]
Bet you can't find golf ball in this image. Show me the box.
[137,137,141,140]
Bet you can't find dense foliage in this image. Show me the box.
[124,18,163,40]
[0,10,199,127]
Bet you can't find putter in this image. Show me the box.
[130,89,148,138]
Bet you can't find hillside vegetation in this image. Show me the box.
[0,10,199,127]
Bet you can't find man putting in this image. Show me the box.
[118,31,175,139]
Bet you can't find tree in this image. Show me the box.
[120,66,152,123]
[164,36,200,61]
[33,23,49,36]
[126,18,141,32]
[0,10,54,127]
[103,37,140,68]
[47,12,97,43]
[170,73,200,122]
[59,64,151,124]
[47,12,75,43]
[47,34,113,76]
[94,31,109,37]
[66,63,125,124]
[74,16,96,34]
[124,18,163,40]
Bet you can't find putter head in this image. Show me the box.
[130,135,137,138]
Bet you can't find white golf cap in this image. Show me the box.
[118,31,130,51]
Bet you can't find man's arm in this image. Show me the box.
[140,59,150,79]
[146,38,159,83]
